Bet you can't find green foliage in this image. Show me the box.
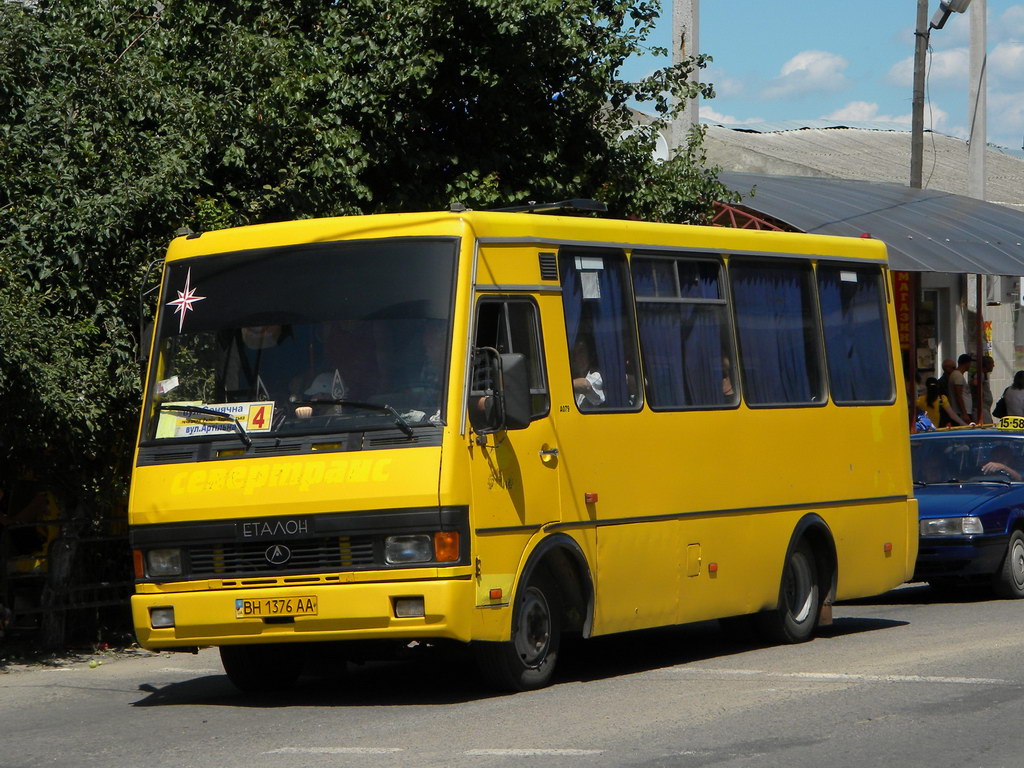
[0,0,734,510]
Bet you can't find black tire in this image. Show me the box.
[755,540,820,644]
[993,530,1024,598]
[474,572,562,692]
[219,643,303,694]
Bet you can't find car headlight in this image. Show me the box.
[385,535,433,564]
[146,548,183,577]
[920,517,984,536]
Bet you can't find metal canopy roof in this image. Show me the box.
[717,172,1024,274]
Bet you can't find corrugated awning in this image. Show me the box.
[717,172,1024,274]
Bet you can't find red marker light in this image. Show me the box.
[585,492,599,504]
[489,588,502,600]
[708,562,719,574]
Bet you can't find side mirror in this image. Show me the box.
[499,353,531,430]
[138,319,154,364]
[468,348,531,435]
[137,258,164,363]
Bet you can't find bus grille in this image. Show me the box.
[188,536,375,578]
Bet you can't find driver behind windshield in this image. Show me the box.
[980,444,1023,481]
[221,323,309,405]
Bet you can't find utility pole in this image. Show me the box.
[910,0,929,188]
[911,0,973,189]
[967,0,987,200]
[670,0,699,152]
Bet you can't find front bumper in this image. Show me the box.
[913,532,1009,581]
[132,576,475,649]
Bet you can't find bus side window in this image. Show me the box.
[631,254,738,409]
[559,249,641,411]
[730,258,825,406]
[817,264,894,404]
[473,299,549,419]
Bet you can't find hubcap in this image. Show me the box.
[1011,539,1024,588]
[783,550,815,623]
[514,586,551,668]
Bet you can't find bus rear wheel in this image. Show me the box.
[219,643,303,694]
[756,540,820,644]
[474,573,561,692]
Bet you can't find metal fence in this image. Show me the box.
[1,516,133,649]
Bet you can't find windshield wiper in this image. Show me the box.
[292,399,415,439]
[156,404,252,448]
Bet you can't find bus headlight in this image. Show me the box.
[146,548,184,577]
[920,517,984,536]
[385,535,432,564]
[149,606,175,628]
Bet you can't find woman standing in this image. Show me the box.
[1001,370,1024,417]
[916,377,968,428]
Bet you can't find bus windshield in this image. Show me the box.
[141,238,456,442]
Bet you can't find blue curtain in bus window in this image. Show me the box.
[731,260,821,405]
[678,263,726,406]
[818,265,893,403]
[560,251,634,408]
[633,258,724,407]
[636,303,686,405]
[683,306,726,405]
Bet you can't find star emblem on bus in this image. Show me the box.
[166,267,206,332]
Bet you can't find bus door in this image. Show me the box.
[555,247,685,634]
[467,295,561,606]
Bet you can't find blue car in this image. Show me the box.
[911,427,1024,597]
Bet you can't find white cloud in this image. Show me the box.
[887,47,969,87]
[819,100,950,135]
[994,5,1024,43]
[988,91,1024,149]
[923,102,952,134]
[704,66,746,99]
[822,101,913,128]
[990,42,1024,83]
[700,106,764,125]
[762,51,850,99]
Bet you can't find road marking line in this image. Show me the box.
[465,749,604,756]
[159,667,219,673]
[265,747,403,755]
[669,668,1010,685]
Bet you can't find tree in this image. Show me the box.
[0,0,733,515]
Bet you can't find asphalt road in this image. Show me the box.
[3,583,1023,768]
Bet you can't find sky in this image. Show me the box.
[620,0,1024,150]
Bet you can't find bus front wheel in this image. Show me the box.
[756,540,820,644]
[219,643,303,694]
[474,573,562,692]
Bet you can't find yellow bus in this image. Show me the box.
[129,205,917,692]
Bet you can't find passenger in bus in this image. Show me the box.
[722,356,735,400]
[571,338,605,408]
[223,323,309,403]
[980,445,1023,482]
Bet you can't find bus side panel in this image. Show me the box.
[593,520,682,634]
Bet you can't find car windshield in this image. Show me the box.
[141,238,456,442]
[911,435,1024,484]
